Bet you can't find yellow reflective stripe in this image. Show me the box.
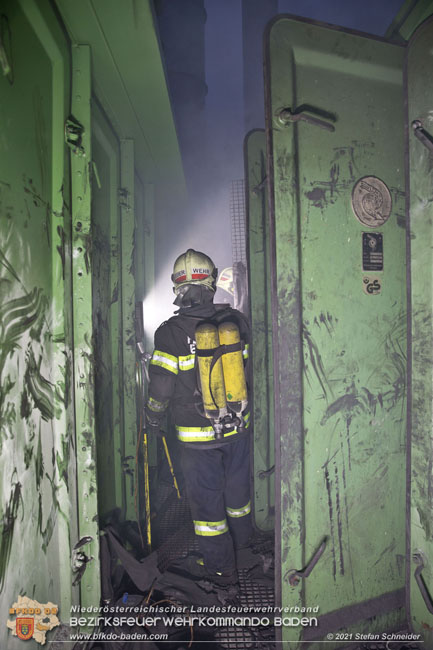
[150,350,178,374]
[179,354,195,371]
[176,426,215,442]
[243,344,249,359]
[243,411,250,423]
[194,519,229,536]
[176,426,238,442]
[226,501,251,518]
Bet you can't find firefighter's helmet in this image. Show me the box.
[172,249,218,295]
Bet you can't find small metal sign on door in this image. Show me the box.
[362,232,383,271]
[362,276,382,295]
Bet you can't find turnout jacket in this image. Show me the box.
[146,302,251,447]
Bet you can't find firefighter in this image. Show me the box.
[145,249,252,586]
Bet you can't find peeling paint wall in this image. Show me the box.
[0,2,77,647]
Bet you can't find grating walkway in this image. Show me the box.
[154,489,275,649]
[153,492,421,650]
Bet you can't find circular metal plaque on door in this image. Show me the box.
[351,176,392,227]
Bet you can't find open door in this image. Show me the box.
[265,16,407,644]
[406,15,433,644]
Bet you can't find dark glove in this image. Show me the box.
[145,409,164,438]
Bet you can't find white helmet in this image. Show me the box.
[172,249,218,295]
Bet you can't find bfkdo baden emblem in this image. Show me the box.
[7,596,60,644]
[16,618,34,641]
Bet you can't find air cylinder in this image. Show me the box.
[196,323,227,419]
[218,322,248,414]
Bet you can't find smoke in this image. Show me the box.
[153,0,244,331]
[143,187,235,345]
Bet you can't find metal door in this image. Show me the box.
[245,130,275,531]
[406,15,433,643]
[265,17,407,644]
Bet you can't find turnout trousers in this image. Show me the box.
[179,436,253,574]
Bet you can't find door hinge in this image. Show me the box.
[71,535,94,585]
[65,116,85,156]
[412,120,433,155]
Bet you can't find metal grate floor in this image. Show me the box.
[154,489,276,648]
[238,572,274,609]
[153,493,422,650]
[214,626,256,649]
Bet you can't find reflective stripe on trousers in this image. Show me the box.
[193,519,229,536]
[226,501,251,518]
